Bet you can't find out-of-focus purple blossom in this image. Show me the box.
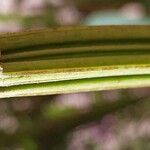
[20,0,45,16]
[68,118,150,150]
[55,5,81,25]
[120,120,150,139]
[0,21,22,32]
[0,0,17,14]
[130,87,150,98]
[117,120,150,148]
[12,98,33,112]
[102,134,119,150]
[0,115,19,134]
[101,90,120,102]
[68,115,117,150]
[120,2,146,20]
[53,93,93,110]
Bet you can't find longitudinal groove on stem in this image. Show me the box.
[0,26,150,98]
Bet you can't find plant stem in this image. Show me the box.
[1,26,150,98]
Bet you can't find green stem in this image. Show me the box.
[1,75,150,98]
[1,26,150,98]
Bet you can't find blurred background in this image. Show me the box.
[0,0,150,150]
